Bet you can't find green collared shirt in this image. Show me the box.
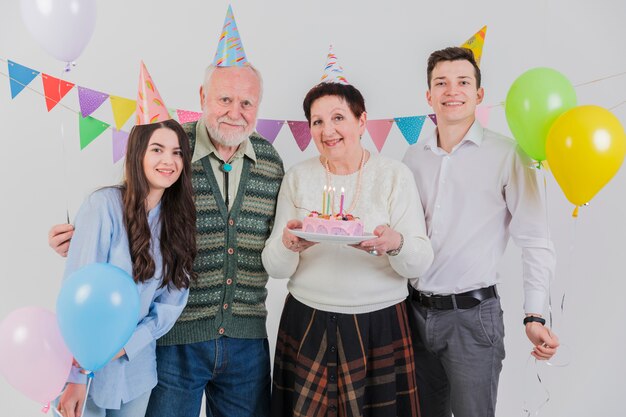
[192,119,257,211]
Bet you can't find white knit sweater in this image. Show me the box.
[262,153,433,314]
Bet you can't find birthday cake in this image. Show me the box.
[302,211,364,236]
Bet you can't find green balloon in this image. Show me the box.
[505,68,577,162]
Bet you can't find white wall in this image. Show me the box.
[1,1,625,416]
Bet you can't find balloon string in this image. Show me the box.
[572,206,579,218]
[522,356,551,416]
[80,372,94,417]
[59,67,72,225]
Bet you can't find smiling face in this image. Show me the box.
[310,95,366,165]
[142,127,183,203]
[200,66,261,148]
[427,59,484,127]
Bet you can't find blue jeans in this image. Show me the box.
[145,338,271,417]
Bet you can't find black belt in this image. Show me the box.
[411,285,498,310]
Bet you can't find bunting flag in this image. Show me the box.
[395,116,426,145]
[79,114,110,150]
[112,128,130,163]
[255,119,284,144]
[428,113,437,125]
[287,121,312,151]
[366,119,394,152]
[213,5,248,67]
[176,109,203,124]
[168,108,179,121]
[8,60,40,99]
[109,95,136,130]
[41,74,75,112]
[461,26,487,66]
[78,86,109,118]
[475,106,491,128]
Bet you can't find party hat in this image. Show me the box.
[320,45,349,85]
[461,25,487,66]
[136,61,170,125]
[213,5,249,67]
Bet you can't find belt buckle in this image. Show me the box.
[418,291,432,305]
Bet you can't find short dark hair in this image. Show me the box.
[303,82,366,124]
[427,47,481,89]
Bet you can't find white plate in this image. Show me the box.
[290,228,375,244]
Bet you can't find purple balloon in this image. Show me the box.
[0,307,73,404]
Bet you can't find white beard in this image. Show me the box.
[206,117,254,148]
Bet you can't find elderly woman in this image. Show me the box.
[262,81,434,417]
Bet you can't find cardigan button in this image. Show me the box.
[226,278,233,285]
[223,303,229,310]
[228,219,235,226]
[218,327,225,335]
[227,248,234,255]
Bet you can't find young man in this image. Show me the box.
[49,63,284,417]
[403,47,559,417]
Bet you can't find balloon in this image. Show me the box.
[0,307,73,404]
[546,105,626,207]
[20,0,97,63]
[56,263,140,371]
[505,67,577,162]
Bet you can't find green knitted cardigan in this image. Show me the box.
[158,122,284,345]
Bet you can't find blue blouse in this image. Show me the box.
[64,187,189,410]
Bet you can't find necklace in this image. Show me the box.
[323,149,367,215]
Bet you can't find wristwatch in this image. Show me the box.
[386,234,404,257]
[523,316,546,326]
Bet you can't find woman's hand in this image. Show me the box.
[354,224,402,256]
[57,383,87,417]
[282,219,317,253]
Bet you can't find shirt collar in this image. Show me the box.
[423,120,484,154]
[191,118,257,164]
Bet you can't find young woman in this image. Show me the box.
[57,119,197,417]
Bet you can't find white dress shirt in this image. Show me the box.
[402,121,555,314]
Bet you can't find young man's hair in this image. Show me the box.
[427,47,481,89]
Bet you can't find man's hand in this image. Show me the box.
[57,383,86,417]
[526,322,560,360]
[48,224,74,257]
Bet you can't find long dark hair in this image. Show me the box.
[122,119,197,289]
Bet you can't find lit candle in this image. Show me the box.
[339,187,345,216]
[322,185,327,215]
[331,187,336,216]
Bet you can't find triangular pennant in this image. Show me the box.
[287,121,312,151]
[41,74,75,112]
[255,119,284,144]
[461,25,487,66]
[213,5,248,67]
[109,95,136,130]
[77,86,109,118]
[394,116,426,145]
[428,113,437,125]
[366,120,394,153]
[7,60,40,99]
[112,128,130,163]
[475,106,491,128]
[79,114,110,150]
[176,109,203,124]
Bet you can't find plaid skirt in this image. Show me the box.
[271,295,420,417]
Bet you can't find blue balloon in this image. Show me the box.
[56,263,140,371]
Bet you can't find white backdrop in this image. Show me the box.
[1,1,625,416]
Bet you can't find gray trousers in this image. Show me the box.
[406,288,506,417]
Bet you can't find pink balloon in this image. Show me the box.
[0,307,73,404]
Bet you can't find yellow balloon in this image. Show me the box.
[546,105,626,207]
